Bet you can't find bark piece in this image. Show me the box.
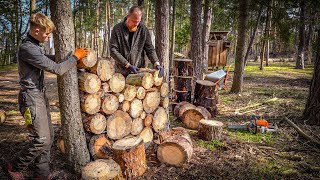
[77,49,97,69]
[113,137,147,179]
[123,85,137,101]
[131,118,144,135]
[82,159,123,180]
[78,72,101,94]
[89,134,113,159]
[0,109,6,124]
[101,94,119,115]
[126,72,154,89]
[143,91,161,113]
[198,119,223,141]
[139,127,154,148]
[136,86,146,100]
[106,110,132,140]
[109,73,126,93]
[90,59,115,81]
[153,70,163,86]
[129,99,143,118]
[81,93,101,115]
[83,113,107,134]
[152,107,169,133]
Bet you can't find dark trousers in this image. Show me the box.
[11,89,54,177]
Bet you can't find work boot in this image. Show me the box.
[0,159,24,180]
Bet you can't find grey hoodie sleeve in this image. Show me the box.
[20,45,77,76]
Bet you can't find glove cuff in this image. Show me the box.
[154,61,160,67]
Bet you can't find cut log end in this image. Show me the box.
[198,120,224,141]
[107,110,132,140]
[110,73,126,93]
[152,107,169,133]
[89,134,113,159]
[0,110,6,124]
[82,159,123,180]
[77,49,97,69]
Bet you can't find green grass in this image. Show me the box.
[0,64,17,71]
[250,158,295,178]
[197,139,225,151]
[227,129,280,144]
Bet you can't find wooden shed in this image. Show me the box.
[207,31,231,69]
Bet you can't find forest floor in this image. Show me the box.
[0,61,320,179]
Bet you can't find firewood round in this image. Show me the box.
[82,159,123,180]
[129,99,143,118]
[89,134,113,159]
[101,94,119,115]
[160,97,170,109]
[139,127,154,148]
[102,82,110,93]
[81,93,101,115]
[124,85,137,101]
[198,119,223,141]
[78,72,101,94]
[131,118,144,135]
[106,110,132,140]
[181,107,211,130]
[83,113,107,134]
[173,101,189,116]
[77,49,97,68]
[143,91,160,113]
[90,59,115,81]
[160,82,169,97]
[152,107,169,133]
[153,70,163,86]
[110,73,126,93]
[144,114,153,127]
[136,86,146,99]
[121,101,130,112]
[178,103,196,118]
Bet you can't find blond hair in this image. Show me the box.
[29,12,56,32]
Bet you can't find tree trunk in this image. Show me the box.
[305,8,314,65]
[94,0,100,56]
[265,0,271,67]
[102,0,111,57]
[190,0,203,80]
[202,0,213,73]
[230,0,248,93]
[30,0,36,14]
[296,0,306,69]
[303,29,320,125]
[155,0,170,83]
[50,0,90,174]
[170,0,176,69]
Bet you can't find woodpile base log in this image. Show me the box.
[82,159,123,180]
[89,134,113,159]
[198,120,223,141]
[113,137,147,179]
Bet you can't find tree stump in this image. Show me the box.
[139,127,153,148]
[152,107,169,133]
[113,137,147,179]
[106,110,132,140]
[153,70,164,86]
[181,107,211,130]
[131,118,144,135]
[82,159,123,180]
[126,72,154,89]
[77,49,97,69]
[80,93,101,115]
[198,120,224,141]
[129,99,143,118]
[78,72,101,94]
[101,94,119,115]
[83,113,107,134]
[173,58,193,76]
[89,134,113,159]
[174,89,191,103]
[123,85,137,101]
[143,91,160,113]
[109,73,126,93]
[89,59,115,81]
[194,80,216,99]
[136,86,146,99]
[174,76,193,91]
[0,109,6,124]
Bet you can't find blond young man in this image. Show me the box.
[1,12,87,180]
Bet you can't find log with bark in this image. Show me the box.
[106,110,132,140]
[143,91,161,113]
[194,80,216,99]
[0,109,6,124]
[77,49,97,69]
[80,93,101,115]
[173,58,193,76]
[101,94,119,115]
[126,72,154,89]
[123,85,137,101]
[173,89,191,102]
[89,134,113,159]
[198,119,223,141]
[89,59,115,81]
[174,76,193,91]
[83,113,107,134]
[173,101,189,117]
[178,103,196,118]
[102,82,110,93]
[109,73,126,93]
[129,99,143,118]
[181,106,211,130]
[112,136,147,179]
[82,159,123,180]
[194,97,217,117]
[78,72,101,94]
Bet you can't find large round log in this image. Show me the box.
[131,118,144,135]
[101,94,119,115]
[173,101,189,117]
[109,73,126,93]
[159,82,169,98]
[194,80,216,99]
[129,99,143,118]
[89,134,113,159]
[136,86,146,100]
[0,109,6,124]
[113,137,147,179]
[153,70,163,86]
[77,49,97,69]
[78,72,101,94]
[83,113,107,134]
[198,120,223,141]
[89,59,115,81]
[126,72,154,89]
[173,58,193,76]
[160,97,169,109]
[82,159,123,180]
[123,85,137,101]
[80,93,101,115]
[121,101,130,112]
[143,91,160,113]
[139,127,153,148]
[178,103,196,118]
[106,110,132,140]
[181,107,211,130]
[152,107,169,133]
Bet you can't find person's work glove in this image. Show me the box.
[156,65,164,78]
[73,48,88,60]
[127,65,140,74]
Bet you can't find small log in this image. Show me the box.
[109,73,126,93]
[194,80,216,99]
[82,159,123,180]
[160,97,170,109]
[157,128,193,167]
[140,111,146,119]
[129,99,143,118]
[78,72,101,94]
[126,72,154,89]
[136,86,146,100]
[106,110,132,140]
[144,114,153,127]
[178,103,196,118]
[174,76,193,91]
[173,101,189,116]
[89,134,113,159]
[153,70,163,86]
[143,91,160,113]
[131,118,144,135]
[77,49,97,69]
[89,59,115,81]
[101,94,119,115]
[83,113,107,134]
[198,120,223,141]
[173,58,193,76]
[159,82,169,98]
[113,137,147,179]
[139,127,154,148]
[121,101,130,112]
[80,93,101,115]
[102,82,110,93]
[116,93,125,103]
[152,107,169,133]
[0,109,6,124]
[181,107,211,130]
[57,135,65,154]
[123,85,137,101]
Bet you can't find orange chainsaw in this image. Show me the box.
[228,119,277,134]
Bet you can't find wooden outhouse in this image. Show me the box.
[207,31,231,69]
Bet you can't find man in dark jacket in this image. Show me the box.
[110,6,164,77]
[1,12,88,180]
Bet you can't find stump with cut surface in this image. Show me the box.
[113,137,147,179]
[173,58,193,76]
[129,99,143,118]
[157,127,193,167]
[143,91,160,113]
[194,80,216,100]
[89,134,113,159]
[181,107,211,130]
[83,113,107,134]
[174,76,193,91]
[82,159,123,180]
[152,107,169,133]
[0,109,6,124]
[90,59,115,81]
[101,94,119,115]
[198,120,224,141]
[123,85,137,101]
[153,70,163,86]
[80,93,101,115]
[160,97,170,109]
[159,82,169,98]
[126,72,154,89]
[78,72,101,94]
[77,49,97,69]
[136,86,146,100]
[106,110,132,140]
[109,73,126,93]
[131,118,144,135]
[139,127,153,148]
